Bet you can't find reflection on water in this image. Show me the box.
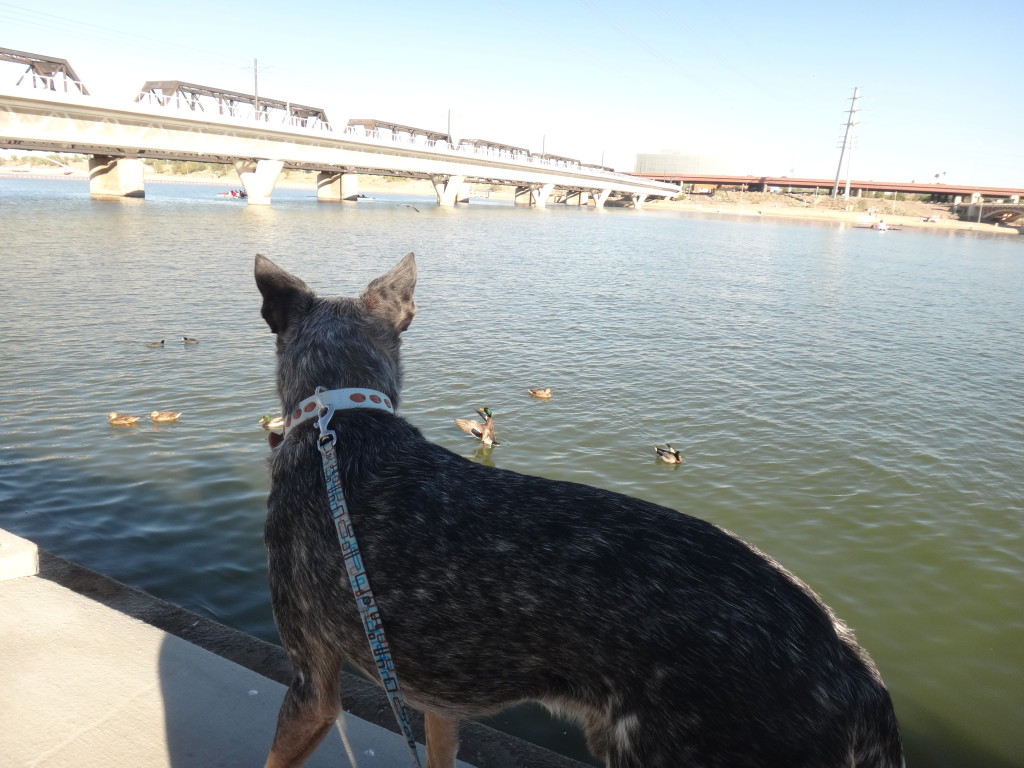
[1,178,1022,767]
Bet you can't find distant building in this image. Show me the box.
[634,152,733,175]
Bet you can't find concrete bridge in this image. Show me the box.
[0,51,677,208]
[956,202,1024,225]
[631,172,1023,205]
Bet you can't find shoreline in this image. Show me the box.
[639,197,1019,235]
[3,170,1017,235]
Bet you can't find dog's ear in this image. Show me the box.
[361,252,417,333]
[254,254,315,335]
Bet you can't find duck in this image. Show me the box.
[182,336,199,344]
[528,388,552,399]
[146,340,165,348]
[454,407,499,446]
[258,414,286,430]
[150,410,182,423]
[108,412,140,426]
[655,444,683,464]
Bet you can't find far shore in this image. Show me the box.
[3,167,1017,236]
[640,195,1019,236]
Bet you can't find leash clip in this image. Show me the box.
[314,386,337,452]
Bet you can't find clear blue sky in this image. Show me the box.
[3,0,1021,186]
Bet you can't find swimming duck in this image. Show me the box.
[655,444,682,464]
[528,388,552,399]
[259,414,286,430]
[150,410,182,423]
[108,412,140,426]
[182,336,199,344]
[455,407,499,446]
[146,340,165,348]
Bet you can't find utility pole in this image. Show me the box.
[831,86,860,200]
[253,58,260,120]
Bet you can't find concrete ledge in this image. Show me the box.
[30,548,590,768]
[0,528,38,580]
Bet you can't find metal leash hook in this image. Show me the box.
[314,385,337,451]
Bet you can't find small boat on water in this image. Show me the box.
[218,189,248,199]
[854,224,902,231]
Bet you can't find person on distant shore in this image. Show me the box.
[873,220,889,231]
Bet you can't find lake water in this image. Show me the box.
[1,177,1021,767]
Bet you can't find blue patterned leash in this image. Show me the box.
[306,387,423,768]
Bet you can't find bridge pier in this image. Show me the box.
[233,159,283,205]
[633,193,648,209]
[316,171,359,202]
[532,183,555,207]
[432,175,468,206]
[592,189,611,209]
[88,156,144,199]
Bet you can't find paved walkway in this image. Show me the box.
[0,529,587,768]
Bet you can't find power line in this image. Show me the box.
[0,1,250,67]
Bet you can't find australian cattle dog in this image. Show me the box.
[255,252,904,768]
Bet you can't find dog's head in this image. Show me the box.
[254,252,417,410]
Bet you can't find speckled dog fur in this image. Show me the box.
[255,252,904,768]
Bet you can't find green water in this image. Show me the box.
[1,178,1021,766]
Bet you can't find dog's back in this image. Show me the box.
[256,253,903,768]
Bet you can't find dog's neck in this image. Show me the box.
[282,387,395,437]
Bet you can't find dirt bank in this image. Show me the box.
[640,191,1018,235]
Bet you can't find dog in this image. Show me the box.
[255,252,903,768]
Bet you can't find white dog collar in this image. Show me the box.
[283,387,394,436]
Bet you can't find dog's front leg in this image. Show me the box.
[264,672,341,768]
[424,711,460,768]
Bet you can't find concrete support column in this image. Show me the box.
[234,159,283,205]
[532,183,555,208]
[514,187,532,206]
[88,155,144,199]
[579,191,590,206]
[593,189,612,209]
[317,171,359,202]
[970,192,982,203]
[633,193,649,210]
[1011,195,1020,204]
[432,174,466,206]
[457,182,472,204]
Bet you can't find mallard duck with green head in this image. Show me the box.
[455,407,499,446]
[259,414,285,430]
